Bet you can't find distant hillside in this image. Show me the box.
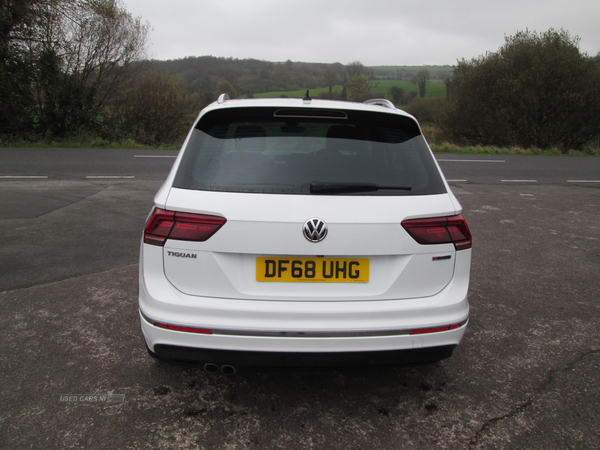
[149,56,454,98]
[150,56,344,97]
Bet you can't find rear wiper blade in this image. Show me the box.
[309,181,412,194]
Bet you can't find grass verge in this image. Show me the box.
[430,142,600,157]
[3,134,598,157]
[0,137,180,150]
[421,124,600,156]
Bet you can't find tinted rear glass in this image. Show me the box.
[173,107,446,196]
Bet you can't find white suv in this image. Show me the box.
[139,94,471,371]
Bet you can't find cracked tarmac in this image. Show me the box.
[1,181,599,449]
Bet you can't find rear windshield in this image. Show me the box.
[173,107,446,196]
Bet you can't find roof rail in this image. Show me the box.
[363,98,395,109]
[217,93,230,104]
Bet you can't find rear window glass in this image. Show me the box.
[173,107,446,196]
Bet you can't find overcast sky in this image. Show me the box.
[124,0,600,66]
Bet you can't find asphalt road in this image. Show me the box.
[0,147,178,181]
[1,149,599,292]
[1,148,599,449]
[2,148,600,185]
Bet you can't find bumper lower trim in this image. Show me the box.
[152,344,457,368]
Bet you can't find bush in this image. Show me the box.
[419,124,448,145]
[389,86,404,105]
[439,29,600,151]
[404,98,445,124]
[118,70,192,145]
[344,76,369,101]
[402,91,417,106]
[353,92,386,103]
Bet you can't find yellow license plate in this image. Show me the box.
[256,257,369,283]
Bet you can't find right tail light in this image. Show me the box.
[401,214,472,250]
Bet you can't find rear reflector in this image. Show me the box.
[401,214,472,250]
[154,322,212,334]
[144,208,226,246]
[410,324,462,335]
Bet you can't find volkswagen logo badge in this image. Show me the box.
[303,218,328,243]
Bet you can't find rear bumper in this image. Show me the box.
[139,244,471,366]
[151,343,457,368]
[140,307,468,366]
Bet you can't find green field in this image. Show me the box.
[369,80,446,99]
[254,80,446,100]
[370,65,455,82]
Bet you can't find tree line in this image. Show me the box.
[1,0,150,140]
[2,2,599,151]
[440,29,600,151]
[0,0,398,145]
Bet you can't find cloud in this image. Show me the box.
[125,0,600,65]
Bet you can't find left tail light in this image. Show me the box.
[144,208,226,246]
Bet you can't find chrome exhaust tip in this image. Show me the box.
[220,365,237,375]
[203,363,219,373]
